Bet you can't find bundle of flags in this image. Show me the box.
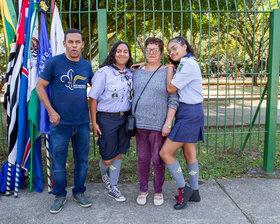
[0,0,65,197]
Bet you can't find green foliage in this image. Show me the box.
[51,0,280,77]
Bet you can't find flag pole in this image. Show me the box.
[5,162,12,196]
[29,124,34,192]
[14,163,21,197]
[45,134,52,193]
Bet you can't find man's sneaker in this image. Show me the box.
[174,186,193,210]
[50,196,66,214]
[102,174,110,189]
[73,192,92,208]
[108,185,126,202]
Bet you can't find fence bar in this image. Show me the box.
[242,84,267,150]
[97,9,107,65]
[263,9,280,172]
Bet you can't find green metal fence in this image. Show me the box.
[1,0,280,172]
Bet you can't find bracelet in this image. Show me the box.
[164,124,171,129]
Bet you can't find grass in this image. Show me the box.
[41,125,280,186]
[1,125,280,188]
[1,123,279,189]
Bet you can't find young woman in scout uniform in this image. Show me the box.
[160,37,204,210]
[89,41,133,202]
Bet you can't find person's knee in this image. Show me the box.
[159,148,168,161]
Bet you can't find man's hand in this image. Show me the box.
[49,111,61,126]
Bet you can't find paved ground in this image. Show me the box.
[1,178,280,224]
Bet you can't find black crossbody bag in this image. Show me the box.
[126,64,162,137]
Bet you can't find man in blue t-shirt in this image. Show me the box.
[36,28,94,214]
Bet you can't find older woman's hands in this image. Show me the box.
[162,125,171,137]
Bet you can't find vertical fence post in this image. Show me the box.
[263,9,280,172]
[97,9,107,65]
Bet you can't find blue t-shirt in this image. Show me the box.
[39,53,94,125]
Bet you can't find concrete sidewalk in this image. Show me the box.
[0,178,280,224]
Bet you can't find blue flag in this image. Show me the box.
[38,12,52,134]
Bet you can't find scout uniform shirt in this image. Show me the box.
[88,65,133,112]
[171,53,203,104]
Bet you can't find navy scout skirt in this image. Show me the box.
[168,102,204,143]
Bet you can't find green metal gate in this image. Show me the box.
[1,0,280,172]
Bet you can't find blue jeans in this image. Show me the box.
[50,123,90,196]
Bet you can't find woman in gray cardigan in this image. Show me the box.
[132,37,178,206]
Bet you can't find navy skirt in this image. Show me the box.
[168,102,204,143]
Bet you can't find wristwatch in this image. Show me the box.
[164,124,171,129]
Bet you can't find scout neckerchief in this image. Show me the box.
[112,65,134,102]
[177,53,197,72]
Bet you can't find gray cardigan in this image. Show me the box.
[132,67,179,132]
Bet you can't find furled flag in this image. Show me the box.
[1,0,29,193]
[38,3,52,134]
[50,0,65,56]
[16,0,35,195]
[27,0,44,193]
[16,0,44,195]
[0,0,17,56]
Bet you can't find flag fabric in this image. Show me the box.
[50,3,65,56]
[1,0,29,193]
[16,0,34,181]
[27,0,44,193]
[38,11,52,134]
[0,162,25,192]
[0,0,17,56]
[16,0,44,194]
[4,0,28,163]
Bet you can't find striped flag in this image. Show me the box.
[1,0,29,194]
[0,0,17,56]
[4,0,28,163]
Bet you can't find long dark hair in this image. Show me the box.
[168,37,195,67]
[100,41,133,69]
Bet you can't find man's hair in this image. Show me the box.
[64,28,84,41]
